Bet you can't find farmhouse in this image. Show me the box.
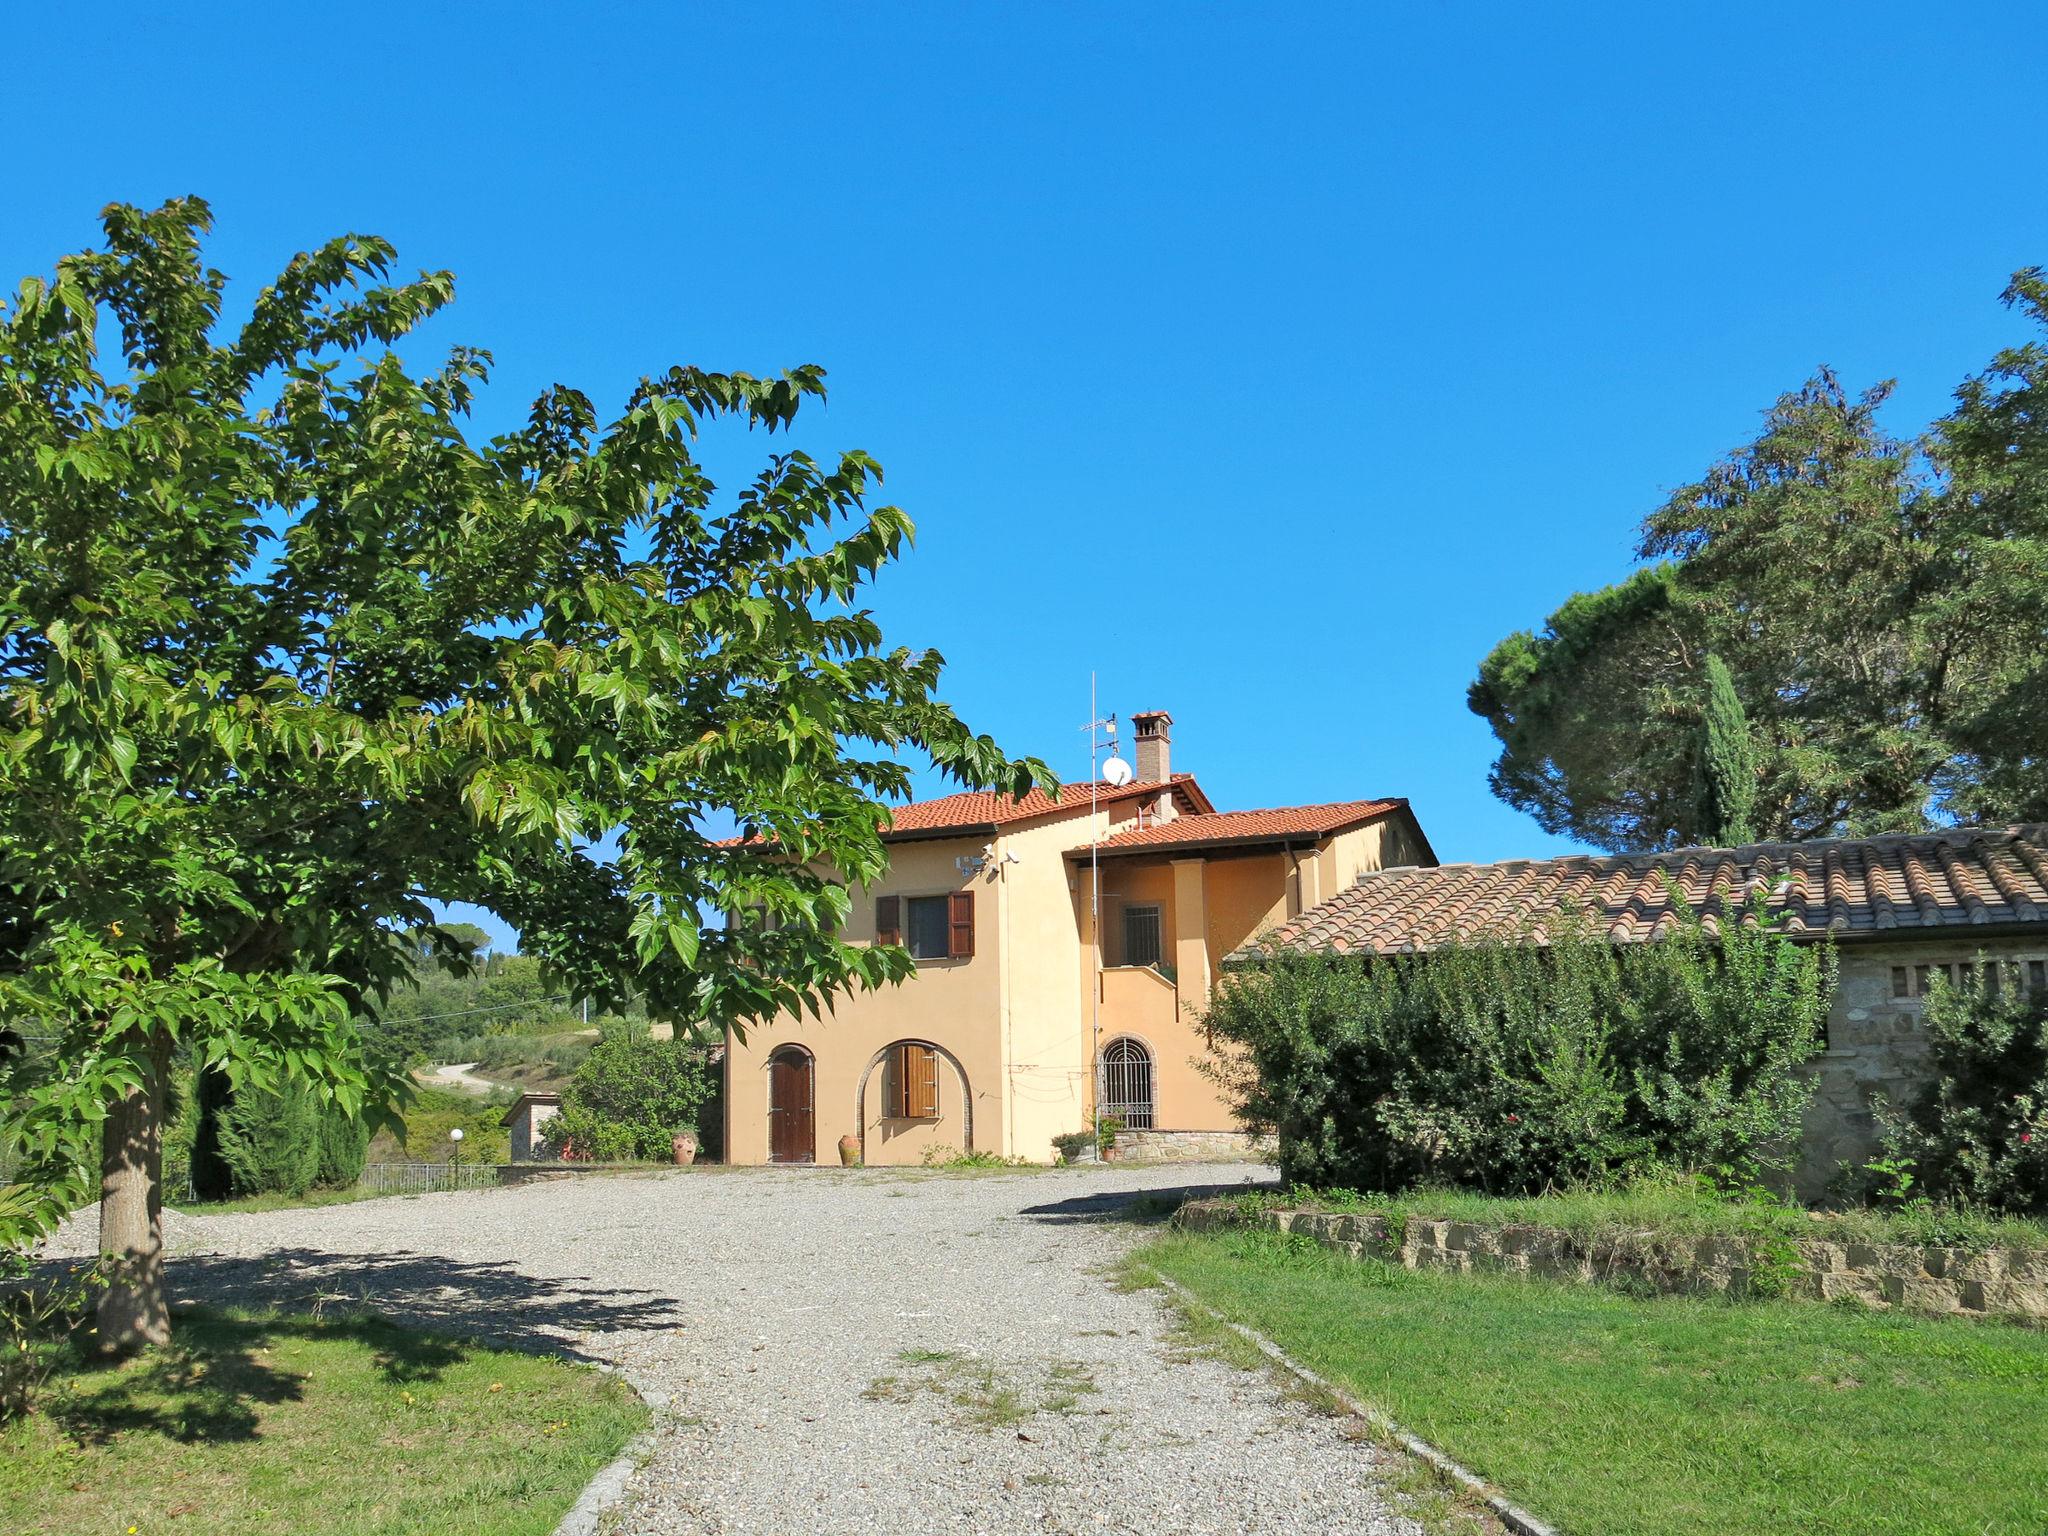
[1240,824,2048,1197]
[722,710,1436,1165]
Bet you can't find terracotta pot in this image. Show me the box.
[1101,1144,1120,1161]
[671,1132,698,1166]
[838,1133,862,1167]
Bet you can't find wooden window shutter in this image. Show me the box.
[888,1043,939,1118]
[948,890,975,959]
[875,894,901,946]
[907,1044,938,1117]
[888,1043,909,1118]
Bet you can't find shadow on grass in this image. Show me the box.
[31,1245,680,1451]
[48,1308,467,1448]
[1018,1179,1277,1227]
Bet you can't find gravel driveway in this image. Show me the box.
[62,1163,1425,1535]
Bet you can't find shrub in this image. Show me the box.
[189,1065,371,1200]
[1875,965,2048,1217]
[0,1253,99,1422]
[1051,1130,1094,1164]
[541,1027,718,1163]
[1205,902,1833,1194]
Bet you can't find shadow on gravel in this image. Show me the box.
[1019,1180,1275,1227]
[165,1247,685,1363]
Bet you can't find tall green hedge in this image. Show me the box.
[1206,905,1834,1193]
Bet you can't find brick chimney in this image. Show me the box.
[1131,710,1173,784]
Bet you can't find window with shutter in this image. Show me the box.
[905,896,949,958]
[888,1042,939,1118]
[875,894,901,947]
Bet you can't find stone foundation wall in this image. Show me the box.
[1798,938,2048,1198]
[1108,1129,1276,1164]
[1175,1200,2048,1321]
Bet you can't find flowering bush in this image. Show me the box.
[1203,900,1833,1194]
[1875,965,2048,1217]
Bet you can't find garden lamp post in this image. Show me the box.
[449,1126,464,1183]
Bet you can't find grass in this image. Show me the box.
[1136,1226,2048,1536]
[863,1349,1100,1431]
[170,1183,398,1217]
[0,1305,647,1536]
[1227,1177,2048,1255]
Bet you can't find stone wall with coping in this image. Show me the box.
[1797,937,2048,1198]
[1174,1200,2048,1321]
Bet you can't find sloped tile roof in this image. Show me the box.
[1241,825,2048,959]
[1074,798,1409,857]
[881,774,1214,840]
[716,775,1215,848]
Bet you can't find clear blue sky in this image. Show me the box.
[9,5,2046,953]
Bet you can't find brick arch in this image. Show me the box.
[855,1038,973,1162]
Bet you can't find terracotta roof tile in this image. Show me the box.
[1240,825,2048,960]
[880,774,1208,838]
[715,776,1217,847]
[1073,798,1408,856]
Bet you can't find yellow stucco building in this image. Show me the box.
[722,711,1436,1165]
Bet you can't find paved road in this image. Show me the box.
[74,1164,1425,1535]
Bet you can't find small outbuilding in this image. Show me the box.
[1239,824,2048,1198]
[500,1091,563,1163]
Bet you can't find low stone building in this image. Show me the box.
[500,1090,562,1163]
[1241,824,2048,1198]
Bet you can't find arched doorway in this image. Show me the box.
[1100,1036,1155,1129]
[767,1046,815,1164]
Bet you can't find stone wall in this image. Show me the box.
[1797,937,2048,1198]
[1175,1200,2048,1321]
[1107,1129,1276,1164]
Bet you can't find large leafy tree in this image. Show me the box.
[1473,286,2048,851]
[0,200,1048,1348]
[1934,269,2048,825]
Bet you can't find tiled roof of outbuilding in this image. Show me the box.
[1074,799,1409,857]
[1239,825,2048,960]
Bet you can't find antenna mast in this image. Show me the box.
[1082,674,1118,1161]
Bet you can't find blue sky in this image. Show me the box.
[9,5,2046,952]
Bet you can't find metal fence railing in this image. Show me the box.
[357,1162,500,1197]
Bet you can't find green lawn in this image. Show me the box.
[2,1307,647,1536]
[1138,1227,2048,1536]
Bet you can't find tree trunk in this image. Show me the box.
[96,1037,171,1352]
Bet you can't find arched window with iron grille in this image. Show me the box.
[1100,1037,1155,1129]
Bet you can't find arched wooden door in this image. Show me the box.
[767,1047,815,1164]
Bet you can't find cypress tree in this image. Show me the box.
[1695,653,1759,845]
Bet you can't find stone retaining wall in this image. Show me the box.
[1174,1200,2048,1321]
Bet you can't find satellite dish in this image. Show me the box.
[1101,756,1134,787]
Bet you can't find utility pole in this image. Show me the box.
[1082,675,1119,1161]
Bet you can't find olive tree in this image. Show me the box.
[0,200,1048,1349]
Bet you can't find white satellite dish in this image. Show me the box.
[1101,756,1134,787]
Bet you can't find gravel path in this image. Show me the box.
[53,1164,1425,1535]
